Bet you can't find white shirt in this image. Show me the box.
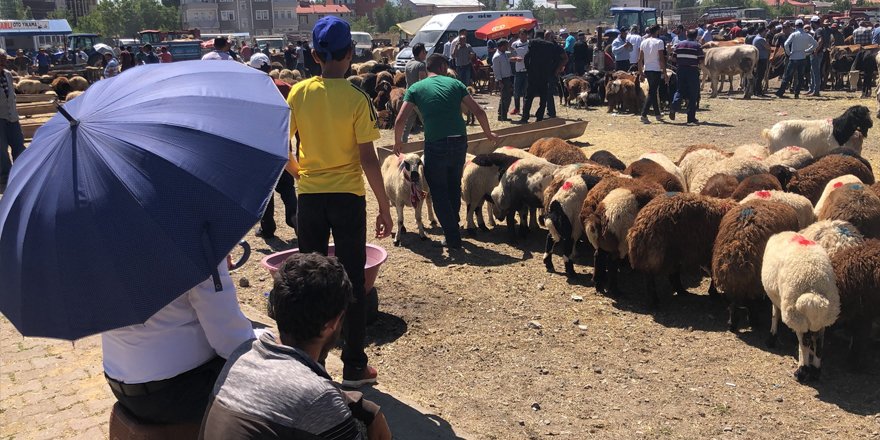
[640,37,665,72]
[443,41,452,59]
[511,39,529,72]
[102,263,255,383]
[202,50,232,60]
[626,34,643,63]
[492,49,513,79]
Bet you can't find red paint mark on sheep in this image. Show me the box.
[509,160,520,171]
[834,181,844,188]
[791,234,816,246]
[786,146,801,151]
[562,181,573,191]
[756,190,771,199]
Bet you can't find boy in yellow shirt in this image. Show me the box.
[287,16,393,388]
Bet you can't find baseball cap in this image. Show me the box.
[811,15,820,22]
[559,28,568,34]
[248,52,270,69]
[312,16,351,61]
[795,19,804,26]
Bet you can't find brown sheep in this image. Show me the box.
[712,199,800,332]
[730,174,783,201]
[817,182,880,239]
[623,158,685,192]
[628,193,739,305]
[460,86,476,125]
[51,76,72,100]
[68,75,88,92]
[359,73,378,98]
[530,137,589,166]
[589,150,626,171]
[788,155,875,204]
[393,71,407,88]
[388,87,405,119]
[564,77,590,108]
[605,78,638,113]
[830,239,880,368]
[675,143,728,165]
[376,70,394,87]
[701,174,739,198]
[373,81,392,113]
[376,109,393,130]
[347,75,364,89]
[579,176,634,291]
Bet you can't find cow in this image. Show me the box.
[702,45,759,99]
[829,45,861,90]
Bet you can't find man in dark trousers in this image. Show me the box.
[638,25,667,124]
[518,30,567,124]
[392,54,499,249]
[572,32,592,75]
[669,29,704,125]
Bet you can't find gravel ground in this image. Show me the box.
[235,85,880,439]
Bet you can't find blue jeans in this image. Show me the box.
[810,52,824,94]
[777,58,807,97]
[423,136,467,247]
[671,68,700,122]
[0,119,26,182]
[456,65,472,86]
[513,71,527,110]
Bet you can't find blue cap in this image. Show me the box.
[312,16,351,61]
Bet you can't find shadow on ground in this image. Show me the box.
[361,387,468,440]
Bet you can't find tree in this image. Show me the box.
[350,16,375,33]
[515,0,535,10]
[76,0,179,38]
[1,0,34,19]
[370,3,415,33]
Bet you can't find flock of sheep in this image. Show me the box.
[383,104,878,383]
[13,74,89,101]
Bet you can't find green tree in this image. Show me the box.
[1,0,34,19]
[515,0,535,10]
[76,0,179,38]
[350,16,375,33]
[370,2,414,33]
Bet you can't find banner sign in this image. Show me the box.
[0,20,51,31]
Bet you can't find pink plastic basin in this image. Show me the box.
[260,244,388,291]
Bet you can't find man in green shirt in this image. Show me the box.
[392,54,499,249]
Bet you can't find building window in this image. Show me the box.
[299,15,308,25]
[221,10,235,20]
[256,9,269,20]
[286,10,293,18]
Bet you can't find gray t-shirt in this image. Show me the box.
[200,332,364,439]
[452,37,473,67]
[404,59,426,88]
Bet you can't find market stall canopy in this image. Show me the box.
[476,16,538,41]
[0,19,72,37]
[397,15,433,36]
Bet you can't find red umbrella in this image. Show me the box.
[475,16,538,41]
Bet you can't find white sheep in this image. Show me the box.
[381,153,435,246]
[733,143,770,159]
[543,173,604,276]
[15,79,52,94]
[461,153,519,233]
[762,231,840,382]
[761,105,872,157]
[740,190,816,229]
[68,75,89,92]
[764,146,813,169]
[64,90,83,101]
[813,174,863,217]
[678,148,728,191]
[639,152,686,189]
[494,145,537,159]
[800,220,865,259]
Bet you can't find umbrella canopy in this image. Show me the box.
[397,15,433,36]
[0,60,290,340]
[475,16,538,41]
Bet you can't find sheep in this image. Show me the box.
[589,150,626,171]
[461,86,476,125]
[528,137,589,166]
[356,60,378,75]
[15,79,52,94]
[347,75,364,89]
[370,63,394,75]
[800,220,865,259]
[733,143,769,159]
[712,200,800,332]
[700,174,739,198]
[494,146,537,159]
[787,154,875,204]
[584,179,665,294]
[689,156,769,194]
[544,173,605,276]
[729,173,783,201]
[768,164,797,190]
[491,158,559,243]
[268,69,280,79]
[762,231,840,382]
[373,81,392,115]
[563,77,590,107]
[797,146,873,173]
[829,239,880,368]
[279,69,298,85]
[68,75,88,92]
[376,70,394,87]
[740,190,815,229]
[623,158,685,192]
[678,148,729,191]
[50,76,71,100]
[765,146,813,170]
[605,78,639,113]
[816,182,880,239]
[544,162,620,210]
[638,152,686,188]
[387,87,405,120]
[462,153,519,233]
[359,73,379,99]
[381,153,434,246]
[627,193,738,306]
[762,105,873,156]
[393,71,406,88]
[813,175,863,216]
[675,144,728,165]
[64,90,83,101]
[580,176,636,292]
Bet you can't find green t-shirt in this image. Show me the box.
[403,75,468,142]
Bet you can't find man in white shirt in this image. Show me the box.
[102,262,255,424]
[202,37,233,60]
[510,29,529,116]
[638,25,668,123]
[442,34,454,62]
[492,39,516,121]
[626,24,643,69]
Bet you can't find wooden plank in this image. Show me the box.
[17,102,57,117]
[21,115,54,139]
[15,94,57,103]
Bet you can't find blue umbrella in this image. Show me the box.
[0,60,290,340]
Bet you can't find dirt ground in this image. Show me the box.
[237,85,880,439]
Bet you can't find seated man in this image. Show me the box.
[200,253,392,439]
[102,262,255,424]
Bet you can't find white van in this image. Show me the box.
[394,10,535,72]
[352,31,374,59]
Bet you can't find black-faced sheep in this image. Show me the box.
[543,173,604,276]
[765,146,813,170]
[712,200,800,332]
[529,137,589,166]
[830,239,880,368]
[762,231,840,382]
[382,153,435,246]
[627,193,738,305]
[786,155,875,204]
[359,73,379,98]
[579,176,635,292]
[491,158,558,243]
[584,179,665,295]
[543,162,621,211]
[623,158,685,192]
[740,190,816,229]
[762,105,873,156]
[462,153,519,233]
[816,182,880,239]
[589,150,626,171]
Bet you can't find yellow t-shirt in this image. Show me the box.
[287,77,381,196]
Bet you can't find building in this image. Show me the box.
[295,1,352,30]
[22,0,66,19]
[532,0,578,22]
[181,0,303,36]
[66,0,97,21]
[335,0,386,18]
[401,0,483,16]
[0,19,72,52]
